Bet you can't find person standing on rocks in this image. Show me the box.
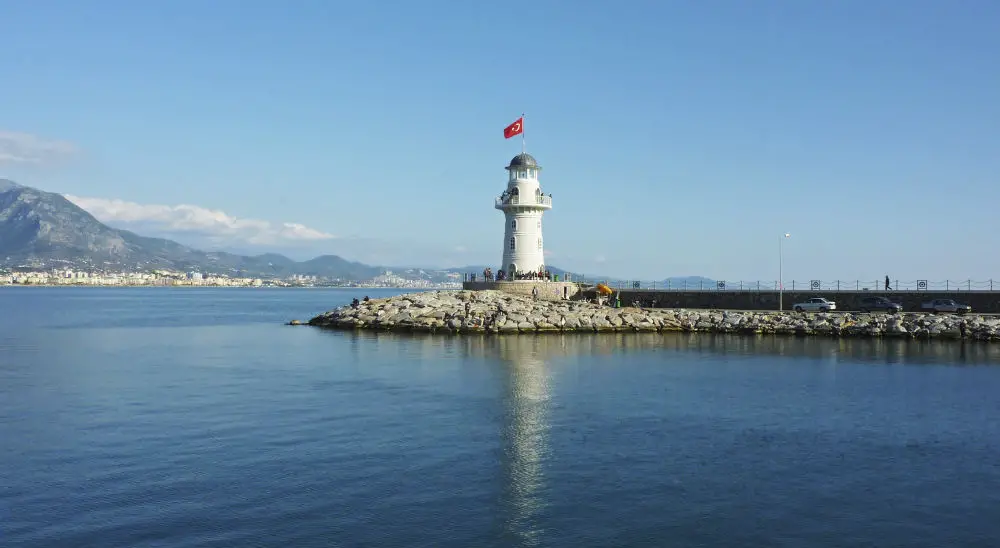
[532,286,539,300]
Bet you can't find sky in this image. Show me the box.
[1,0,999,282]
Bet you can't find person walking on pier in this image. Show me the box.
[885,275,891,291]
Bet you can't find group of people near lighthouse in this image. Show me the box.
[512,269,553,281]
[475,268,554,282]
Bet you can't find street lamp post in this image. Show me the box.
[779,233,790,311]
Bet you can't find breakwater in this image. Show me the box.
[306,290,1000,341]
[599,289,1000,313]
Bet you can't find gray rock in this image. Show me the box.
[594,318,614,331]
[635,321,658,332]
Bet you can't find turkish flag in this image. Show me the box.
[503,117,523,139]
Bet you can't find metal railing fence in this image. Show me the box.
[461,274,1000,292]
[579,279,1000,292]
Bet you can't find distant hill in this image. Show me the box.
[0,179,717,283]
[445,266,715,287]
[585,275,717,288]
[0,179,384,278]
[658,276,716,287]
[446,264,576,277]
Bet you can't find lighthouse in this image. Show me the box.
[495,153,552,279]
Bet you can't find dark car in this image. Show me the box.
[859,296,903,313]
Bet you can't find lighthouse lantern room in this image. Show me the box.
[495,153,552,279]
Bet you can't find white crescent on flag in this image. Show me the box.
[504,117,524,138]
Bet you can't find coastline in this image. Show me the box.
[0,284,457,289]
[305,290,1000,342]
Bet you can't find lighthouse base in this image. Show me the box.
[462,280,582,301]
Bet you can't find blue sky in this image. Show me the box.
[2,0,999,281]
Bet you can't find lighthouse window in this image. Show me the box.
[537,238,542,250]
[537,220,541,230]
[511,219,517,230]
[509,237,516,250]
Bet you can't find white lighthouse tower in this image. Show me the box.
[496,153,552,279]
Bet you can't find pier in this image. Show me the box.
[461,280,1000,314]
[582,288,1000,314]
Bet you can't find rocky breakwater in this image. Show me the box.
[306,290,1000,341]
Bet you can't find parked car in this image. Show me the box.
[859,296,903,313]
[793,297,837,313]
[920,299,972,314]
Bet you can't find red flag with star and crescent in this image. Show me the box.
[503,117,523,139]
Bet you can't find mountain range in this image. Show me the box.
[0,179,714,284]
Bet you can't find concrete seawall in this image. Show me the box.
[597,290,1000,313]
[462,281,581,301]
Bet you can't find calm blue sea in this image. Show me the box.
[2,287,999,547]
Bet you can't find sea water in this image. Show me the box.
[1,287,999,547]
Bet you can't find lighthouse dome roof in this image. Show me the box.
[507,153,539,169]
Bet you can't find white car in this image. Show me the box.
[793,297,837,313]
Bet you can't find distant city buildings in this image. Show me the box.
[0,267,461,288]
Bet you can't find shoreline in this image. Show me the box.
[305,290,1000,342]
[0,284,456,289]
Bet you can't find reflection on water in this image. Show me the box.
[334,332,1000,546]
[338,330,1000,367]
[657,333,1000,366]
[495,337,551,546]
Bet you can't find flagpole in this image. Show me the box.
[521,112,525,154]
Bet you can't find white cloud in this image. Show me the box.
[64,195,335,245]
[0,130,78,165]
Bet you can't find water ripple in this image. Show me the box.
[3,289,1000,547]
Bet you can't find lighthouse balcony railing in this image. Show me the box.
[495,195,553,209]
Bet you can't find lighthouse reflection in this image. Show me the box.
[497,336,551,545]
[460,335,562,545]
